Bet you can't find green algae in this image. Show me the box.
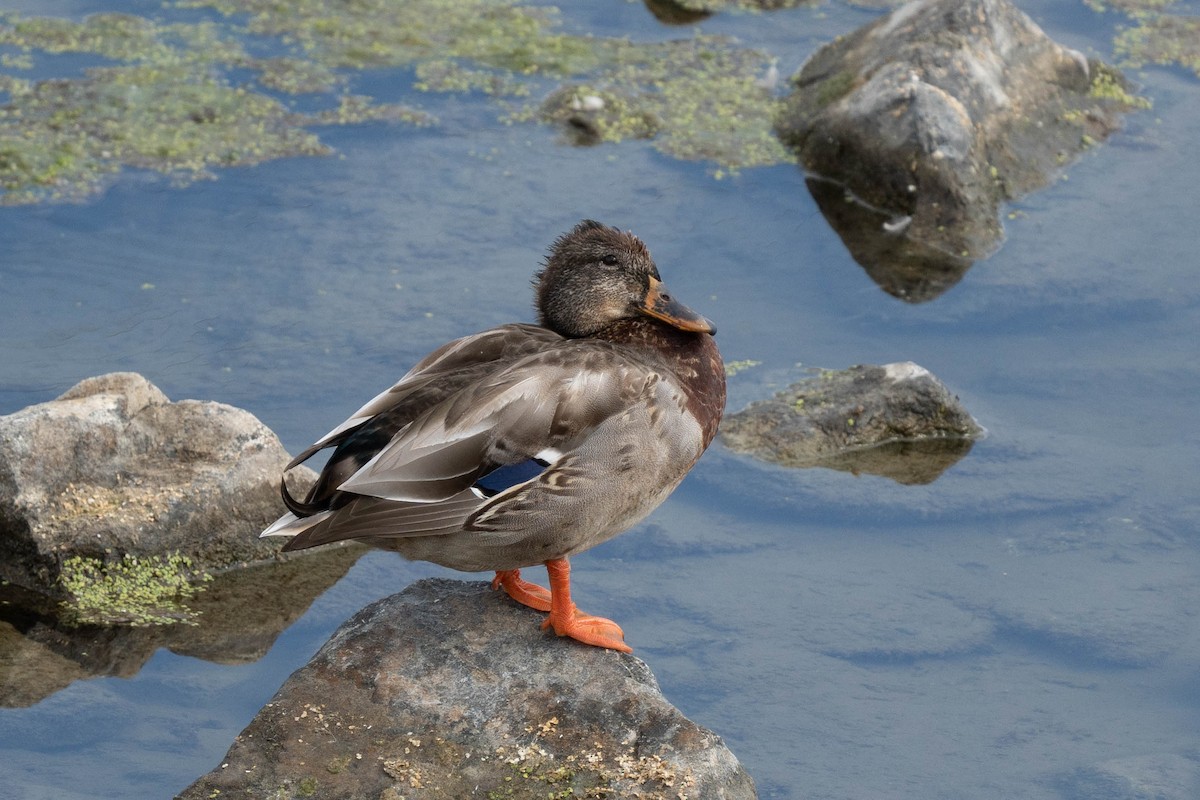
[534,37,792,175]
[0,9,422,203]
[1083,0,1178,16]
[415,59,531,97]
[813,69,857,108]
[0,60,328,204]
[253,57,342,95]
[1085,0,1200,80]
[1114,15,1200,78]
[0,0,795,204]
[306,94,437,127]
[188,0,791,172]
[649,0,816,12]
[58,552,212,627]
[1,13,190,64]
[180,0,602,75]
[0,11,326,203]
[725,359,762,376]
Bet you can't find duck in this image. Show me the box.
[262,220,726,653]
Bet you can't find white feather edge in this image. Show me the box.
[260,509,333,538]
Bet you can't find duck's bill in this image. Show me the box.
[641,277,717,334]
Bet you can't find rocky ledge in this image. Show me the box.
[179,579,758,800]
[0,372,314,594]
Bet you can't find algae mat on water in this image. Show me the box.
[5,0,1186,205]
[0,1,788,205]
[58,552,212,627]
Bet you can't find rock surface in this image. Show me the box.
[721,362,982,484]
[776,0,1145,293]
[179,579,758,800]
[0,372,313,593]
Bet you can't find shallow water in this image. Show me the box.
[2,1,1200,798]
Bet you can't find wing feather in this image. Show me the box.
[286,324,562,470]
[280,491,482,551]
[336,344,652,505]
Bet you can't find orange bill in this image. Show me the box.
[640,277,716,334]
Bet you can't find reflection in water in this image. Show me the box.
[804,437,977,485]
[642,0,714,25]
[725,426,977,484]
[806,177,974,302]
[0,545,365,708]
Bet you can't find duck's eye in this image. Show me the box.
[600,254,620,267]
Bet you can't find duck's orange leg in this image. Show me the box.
[540,558,632,653]
[492,569,552,612]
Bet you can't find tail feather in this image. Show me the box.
[280,477,325,517]
[280,492,478,552]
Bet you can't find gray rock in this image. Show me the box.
[0,372,313,593]
[776,0,1144,295]
[721,362,982,484]
[178,579,758,800]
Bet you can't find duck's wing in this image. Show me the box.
[274,343,690,550]
[338,344,651,502]
[285,323,562,470]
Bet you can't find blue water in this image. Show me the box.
[2,1,1200,798]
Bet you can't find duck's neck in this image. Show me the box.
[593,317,727,448]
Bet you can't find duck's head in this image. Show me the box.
[536,220,716,338]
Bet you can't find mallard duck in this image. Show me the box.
[262,220,726,652]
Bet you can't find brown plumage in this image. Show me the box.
[262,220,725,651]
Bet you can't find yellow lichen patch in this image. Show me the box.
[1087,66,1153,108]
[382,756,425,789]
[612,752,697,798]
[48,481,174,524]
